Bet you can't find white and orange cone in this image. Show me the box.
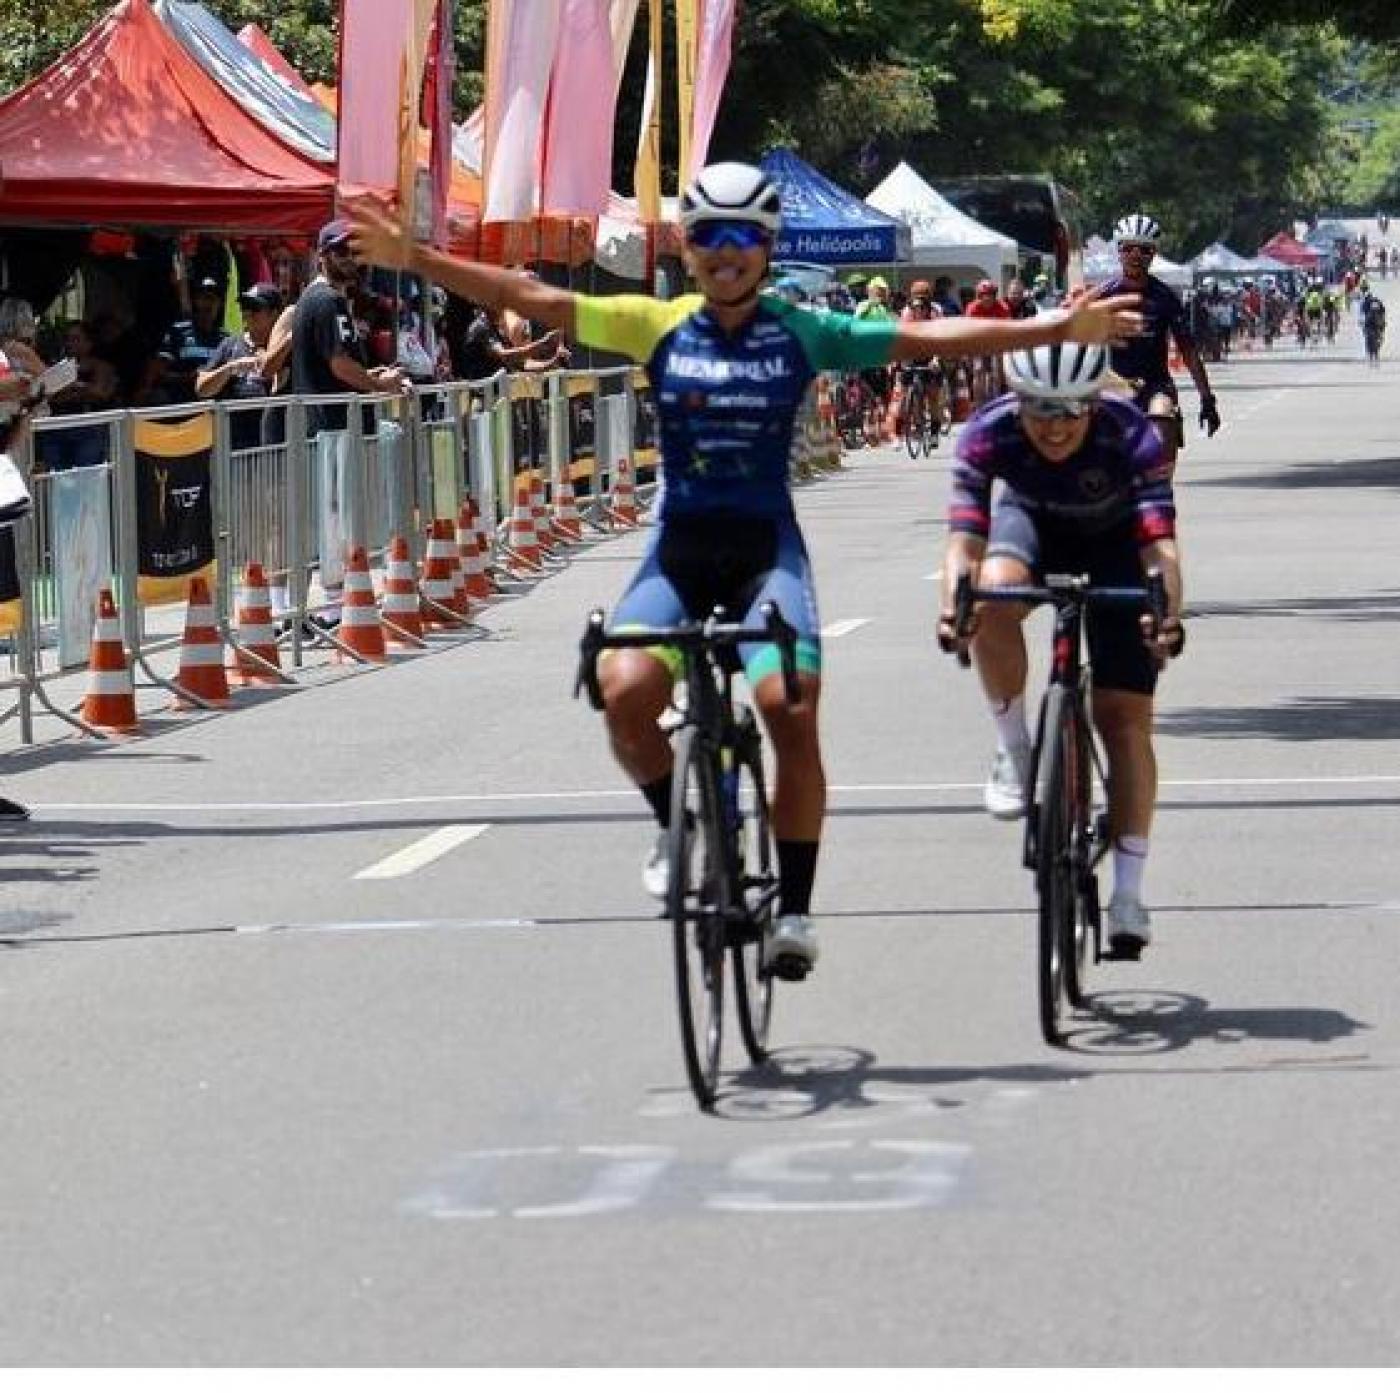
[337,546,388,663]
[81,589,140,734]
[456,505,492,603]
[420,520,463,628]
[172,575,231,709]
[507,480,542,570]
[230,562,283,686]
[553,473,583,543]
[381,536,426,646]
[463,493,496,587]
[609,456,639,528]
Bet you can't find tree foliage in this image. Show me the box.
[0,0,1370,256]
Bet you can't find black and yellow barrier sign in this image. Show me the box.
[134,415,215,605]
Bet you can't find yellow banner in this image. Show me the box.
[675,0,699,192]
[633,0,664,224]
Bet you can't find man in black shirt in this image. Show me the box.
[159,276,228,403]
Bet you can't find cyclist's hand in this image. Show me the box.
[937,607,976,662]
[1141,612,1186,667]
[1198,394,1221,437]
[1058,285,1144,347]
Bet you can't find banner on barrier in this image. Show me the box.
[135,416,215,605]
[52,466,113,669]
[633,386,659,468]
[0,526,20,635]
[569,392,596,483]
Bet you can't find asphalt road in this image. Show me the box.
[4,294,1400,1365]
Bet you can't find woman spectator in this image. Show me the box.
[38,322,119,472]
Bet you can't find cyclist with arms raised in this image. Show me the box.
[348,164,1141,979]
[1099,214,1219,476]
[937,344,1184,956]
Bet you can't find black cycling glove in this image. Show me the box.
[1199,394,1221,437]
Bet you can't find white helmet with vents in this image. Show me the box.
[679,162,783,234]
[1003,343,1111,401]
[1114,213,1161,245]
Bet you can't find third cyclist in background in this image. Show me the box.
[1100,214,1221,475]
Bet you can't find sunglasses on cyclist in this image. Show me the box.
[686,221,773,252]
[1019,397,1094,421]
[1120,242,1156,256]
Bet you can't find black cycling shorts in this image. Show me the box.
[986,497,1158,696]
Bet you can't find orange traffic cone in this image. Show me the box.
[610,456,639,527]
[530,473,560,552]
[230,562,283,686]
[457,512,493,602]
[883,375,905,442]
[381,536,426,646]
[507,480,543,570]
[553,473,583,542]
[337,546,388,663]
[420,520,463,627]
[172,575,231,709]
[81,588,140,734]
[951,366,973,424]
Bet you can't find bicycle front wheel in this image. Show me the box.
[902,387,924,459]
[669,727,726,1110]
[1034,688,1077,1046]
[729,731,776,1063]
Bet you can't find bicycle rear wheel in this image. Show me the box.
[669,727,726,1109]
[728,730,776,1063]
[902,386,925,459]
[1061,707,1097,1011]
[1033,688,1077,1045]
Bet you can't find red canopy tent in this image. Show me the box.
[236,22,318,100]
[0,0,333,234]
[1258,232,1321,270]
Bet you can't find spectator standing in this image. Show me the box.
[40,322,119,472]
[442,294,562,381]
[196,283,283,452]
[158,276,229,404]
[290,219,408,626]
[965,279,1012,319]
[1005,278,1038,319]
[932,275,962,317]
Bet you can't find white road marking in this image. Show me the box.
[352,823,490,880]
[30,772,1400,815]
[924,569,943,582]
[820,617,873,639]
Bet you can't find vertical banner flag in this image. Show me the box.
[399,0,439,242]
[0,525,21,636]
[424,0,457,247]
[541,0,617,215]
[675,0,699,198]
[338,0,416,196]
[610,0,642,82]
[134,417,216,605]
[633,0,664,223]
[53,466,113,669]
[690,0,736,183]
[483,0,563,223]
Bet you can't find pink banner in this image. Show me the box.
[689,0,736,183]
[541,0,617,215]
[337,0,415,195]
[483,0,562,223]
[426,0,456,245]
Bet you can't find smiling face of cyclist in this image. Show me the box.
[1118,240,1156,281]
[1018,400,1095,463]
[683,221,773,312]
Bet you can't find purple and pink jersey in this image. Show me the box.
[950,393,1176,547]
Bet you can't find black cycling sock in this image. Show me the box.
[777,839,819,917]
[640,773,673,828]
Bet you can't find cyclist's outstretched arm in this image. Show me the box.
[889,290,1142,363]
[347,193,579,337]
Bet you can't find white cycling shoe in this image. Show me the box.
[1106,895,1152,959]
[984,745,1030,821]
[763,913,819,982]
[643,829,671,901]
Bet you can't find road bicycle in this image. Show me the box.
[945,569,1177,1045]
[833,373,884,450]
[576,602,800,1110]
[900,366,947,458]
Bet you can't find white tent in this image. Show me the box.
[865,161,1018,283]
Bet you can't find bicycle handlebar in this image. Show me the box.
[573,602,802,711]
[940,567,1182,667]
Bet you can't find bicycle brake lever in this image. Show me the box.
[574,609,607,710]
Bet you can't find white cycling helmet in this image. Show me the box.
[1003,343,1111,400]
[1114,213,1161,245]
[679,162,783,235]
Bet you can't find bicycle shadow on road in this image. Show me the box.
[1062,989,1373,1062]
[1157,695,1400,741]
[1192,457,1400,492]
[705,1044,1091,1123]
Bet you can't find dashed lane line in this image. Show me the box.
[820,618,873,639]
[352,823,490,880]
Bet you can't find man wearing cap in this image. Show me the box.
[197,282,284,452]
[158,276,229,403]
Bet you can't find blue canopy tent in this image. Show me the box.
[760,149,910,266]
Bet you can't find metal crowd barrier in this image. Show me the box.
[1,364,665,745]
